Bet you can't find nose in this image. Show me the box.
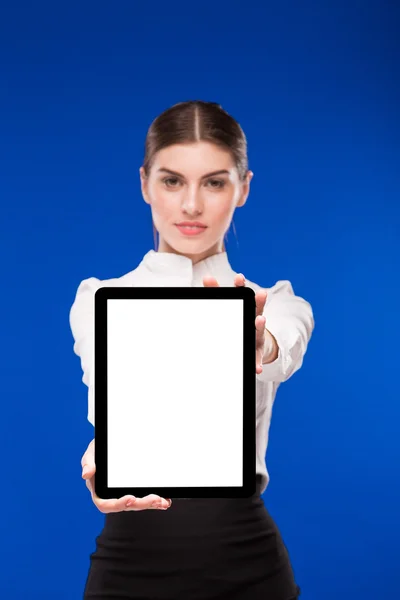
[181,185,203,216]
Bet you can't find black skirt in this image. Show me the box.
[83,476,300,600]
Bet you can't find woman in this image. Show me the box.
[70,100,314,600]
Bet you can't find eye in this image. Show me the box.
[163,176,181,188]
[206,179,225,189]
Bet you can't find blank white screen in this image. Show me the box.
[107,298,243,488]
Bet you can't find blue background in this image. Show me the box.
[1,1,399,598]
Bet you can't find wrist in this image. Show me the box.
[262,329,279,364]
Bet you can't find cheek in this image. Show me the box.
[210,194,237,222]
[148,187,177,223]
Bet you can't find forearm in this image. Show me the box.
[256,280,314,382]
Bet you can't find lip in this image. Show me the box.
[176,221,207,227]
[175,223,208,236]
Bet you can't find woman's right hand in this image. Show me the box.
[81,439,172,513]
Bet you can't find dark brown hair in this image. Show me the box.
[143,100,247,250]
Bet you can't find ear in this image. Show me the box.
[140,166,150,205]
[237,170,253,208]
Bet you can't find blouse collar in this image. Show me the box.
[140,249,236,284]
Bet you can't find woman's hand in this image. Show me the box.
[81,439,172,513]
[203,273,274,374]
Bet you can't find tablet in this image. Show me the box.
[94,286,256,499]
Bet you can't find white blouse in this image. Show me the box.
[69,249,314,494]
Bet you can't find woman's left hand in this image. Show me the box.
[203,274,272,374]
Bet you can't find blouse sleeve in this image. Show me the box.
[69,277,101,425]
[256,280,315,383]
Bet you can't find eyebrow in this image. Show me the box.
[157,168,230,179]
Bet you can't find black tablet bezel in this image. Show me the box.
[94,286,256,499]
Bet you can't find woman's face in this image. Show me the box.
[140,141,252,264]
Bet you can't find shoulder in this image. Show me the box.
[69,267,141,332]
[72,266,139,299]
